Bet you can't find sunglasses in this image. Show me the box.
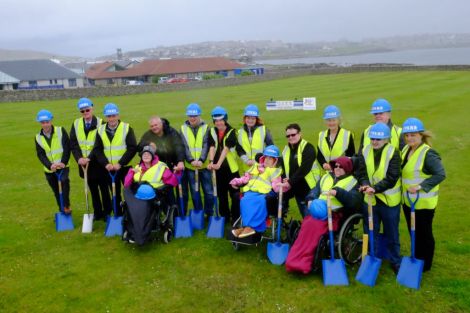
[370,138,383,141]
[80,109,91,113]
[285,133,298,138]
[335,164,343,169]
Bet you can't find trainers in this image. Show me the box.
[239,227,256,238]
[231,228,244,237]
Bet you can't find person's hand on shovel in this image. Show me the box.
[105,163,114,171]
[78,157,89,166]
[407,185,422,194]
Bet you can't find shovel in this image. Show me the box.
[190,169,204,230]
[356,194,382,286]
[104,171,123,237]
[174,170,193,238]
[267,188,289,265]
[81,164,94,233]
[397,192,424,289]
[206,170,225,238]
[54,169,74,232]
[322,192,349,286]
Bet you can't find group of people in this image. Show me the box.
[35,97,445,275]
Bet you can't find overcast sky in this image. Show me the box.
[1,0,470,58]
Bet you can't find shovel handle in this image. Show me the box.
[276,188,284,242]
[108,171,118,216]
[195,169,199,192]
[55,169,64,213]
[81,163,90,214]
[211,170,217,197]
[406,191,420,259]
[327,192,336,260]
[367,194,375,258]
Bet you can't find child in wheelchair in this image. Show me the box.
[286,156,362,274]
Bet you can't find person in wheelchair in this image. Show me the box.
[286,156,362,274]
[229,145,288,239]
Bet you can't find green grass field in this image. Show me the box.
[1,71,469,312]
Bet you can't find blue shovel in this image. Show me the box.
[55,169,75,232]
[206,170,225,238]
[356,194,382,287]
[174,170,193,238]
[104,171,123,237]
[397,192,424,289]
[190,169,205,230]
[267,188,289,265]
[322,192,349,286]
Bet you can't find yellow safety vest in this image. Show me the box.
[318,174,358,211]
[282,139,320,189]
[133,161,168,189]
[318,128,352,162]
[181,123,209,170]
[98,122,129,165]
[238,125,266,174]
[36,127,68,173]
[74,117,102,157]
[210,127,239,173]
[242,165,281,194]
[363,143,402,206]
[401,144,439,209]
[363,124,402,150]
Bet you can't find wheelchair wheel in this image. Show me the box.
[338,213,364,265]
[163,229,172,244]
[285,219,301,245]
[312,234,329,272]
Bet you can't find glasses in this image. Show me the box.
[370,138,383,141]
[285,133,298,138]
[335,164,342,169]
[80,109,91,113]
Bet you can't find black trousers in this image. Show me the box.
[215,166,240,223]
[45,168,70,211]
[87,175,112,219]
[282,180,311,218]
[402,205,435,271]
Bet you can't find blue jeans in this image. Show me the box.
[182,168,214,216]
[362,201,401,266]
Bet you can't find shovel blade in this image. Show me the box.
[55,212,75,232]
[206,216,225,238]
[322,259,349,286]
[190,209,205,230]
[356,255,382,287]
[267,242,289,265]
[397,256,424,289]
[174,216,193,238]
[82,213,94,233]
[105,216,123,237]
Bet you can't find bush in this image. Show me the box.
[240,70,254,76]
[202,74,225,80]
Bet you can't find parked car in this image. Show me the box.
[167,78,189,83]
[127,80,144,85]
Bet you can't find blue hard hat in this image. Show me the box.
[186,103,202,116]
[309,199,328,221]
[36,109,53,122]
[103,103,119,116]
[135,184,156,200]
[369,122,391,139]
[323,105,341,119]
[244,104,259,117]
[211,106,228,120]
[370,99,392,114]
[402,117,425,133]
[77,97,93,110]
[263,145,280,158]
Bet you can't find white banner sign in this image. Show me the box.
[266,98,316,111]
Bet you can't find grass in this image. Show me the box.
[1,71,470,312]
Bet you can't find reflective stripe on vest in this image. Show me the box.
[210,127,239,173]
[318,174,357,210]
[282,139,319,189]
[133,161,168,189]
[401,144,439,209]
[35,127,67,173]
[242,166,281,194]
[238,125,265,160]
[181,123,209,170]
[74,117,102,157]
[363,124,402,150]
[98,122,129,165]
[318,128,351,162]
[363,143,402,206]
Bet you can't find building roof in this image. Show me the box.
[0,59,81,81]
[85,57,244,80]
[0,70,20,84]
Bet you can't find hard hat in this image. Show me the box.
[211,106,228,120]
[36,109,53,122]
[369,122,391,139]
[103,103,119,116]
[263,145,280,158]
[308,199,328,221]
[370,99,392,114]
[402,118,425,134]
[77,97,93,110]
[244,104,259,117]
[186,103,201,116]
[135,184,156,200]
[323,105,341,119]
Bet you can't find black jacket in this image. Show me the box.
[282,139,316,187]
[35,126,70,171]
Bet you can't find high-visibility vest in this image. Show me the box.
[363,143,402,206]
[97,122,129,165]
[318,128,352,162]
[181,123,209,170]
[401,144,439,209]
[363,124,402,150]
[282,139,320,189]
[238,125,265,160]
[210,127,239,173]
[318,174,358,211]
[36,127,68,173]
[133,161,168,189]
[241,165,281,194]
[73,117,102,157]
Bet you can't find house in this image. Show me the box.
[85,57,245,86]
[0,59,84,90]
